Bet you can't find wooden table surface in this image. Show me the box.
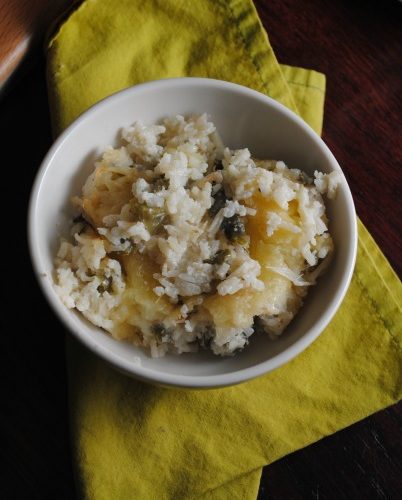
[1,0,401,498]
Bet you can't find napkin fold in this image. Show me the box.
[47,0,402,498]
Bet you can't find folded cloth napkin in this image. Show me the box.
[47,0,402,498]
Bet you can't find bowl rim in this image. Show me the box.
[28,77,358,389]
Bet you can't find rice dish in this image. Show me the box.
[54,114,340,357]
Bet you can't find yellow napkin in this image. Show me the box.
[47,1,402,498]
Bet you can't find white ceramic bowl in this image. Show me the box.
[29,78,357,388]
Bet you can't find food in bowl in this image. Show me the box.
[54,114,340,357]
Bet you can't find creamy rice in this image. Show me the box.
[54,114,340,357]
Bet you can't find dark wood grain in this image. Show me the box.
[0,0,69,90]
[0,0,401,498]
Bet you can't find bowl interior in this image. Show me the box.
[30,79,356,387]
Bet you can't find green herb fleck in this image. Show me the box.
[153,176,169,191]
[221,215,245,241]
[151,323,172,341]
[198,325,215,349]
[97,276,113,294]
[203,249,230,265]
[209,189,228,216]
[131,201,168,234]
